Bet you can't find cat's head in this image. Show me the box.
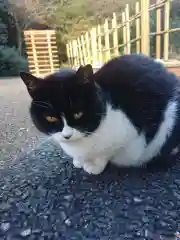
[20,65,105,142]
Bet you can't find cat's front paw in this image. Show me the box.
[83,159,108,175]
[73,158,83,168]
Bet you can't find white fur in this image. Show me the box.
[61,117,73,139]
[52,101,177,174]
[59,117,85,141]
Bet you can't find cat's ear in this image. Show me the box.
[20,72,40,96]
[76,64,94,84]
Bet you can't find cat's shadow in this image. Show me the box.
[2,141,180,238]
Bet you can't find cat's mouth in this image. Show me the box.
[51,132,86,143]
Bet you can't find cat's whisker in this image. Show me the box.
[85,131,102,138]
[33,102,49,109]
[95,113,106,117]
[37,101,53,108]
[33,101,53,109]
[68,95,72,108]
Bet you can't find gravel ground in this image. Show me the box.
[1,78,180,239]
[0,140,180,240]
[0,78,44,168]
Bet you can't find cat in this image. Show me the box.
[20,54,180,175]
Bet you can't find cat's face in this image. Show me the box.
[20,65,105,142]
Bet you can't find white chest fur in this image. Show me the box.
[53,101,177,174]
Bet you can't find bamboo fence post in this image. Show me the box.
[122,12,127,54]
[75,39,80,66]
[97,24,103,63]
[156,0,162,59]
[69,41,73,67]
[135,1,140,54]
[164,0,170,61]
[125,4,131,54]
[66,43,70,66]
[90,27,98,66]
[73,39,78,67]
[140,0,150,56]
[77,37,83,65]
[81,35,86,65]
[104,19,110,61]
[85,32,91,64]
[112,12,119,57]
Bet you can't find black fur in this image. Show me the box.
[95,54,178,143]
[20,67,105,135]
[20,54,180,167]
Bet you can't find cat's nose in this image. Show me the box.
[63,134,72,140]
[62,126,73,140]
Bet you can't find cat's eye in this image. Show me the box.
[46,116,58,123]
[74,112,83,120]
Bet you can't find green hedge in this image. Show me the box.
[0,46,28,77]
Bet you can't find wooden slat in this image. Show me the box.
[30,31,39,76]
[140,0,150,56]
[24,35,56,39]
[30,64,60,68]
[97,24,103,63]
[38,68,60,73]
[47,31,54,72]
[77,37,84,65]
[26,46,57,50]
[90,27,98,66]
[25,37,56,41]
[69,41,74,67]
[135,1,140,54]
[25,41,56,45]
[72,39,79,67]
[81,35,87,64]
[28,59,59,63]
[163,0,170,61]
[156,0,161,59]
[122,12,127,54]
[26,50,58,54]
[112,13,119,57]
[104,19,110,61]
[85,32,91,64]
[66,43,70,66]
[125,4,131,54]
[24,30,56,34]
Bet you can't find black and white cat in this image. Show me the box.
[20,54,180,174]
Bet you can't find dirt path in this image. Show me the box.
[0,78,44,168]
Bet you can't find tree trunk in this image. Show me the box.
[12,12,23,56]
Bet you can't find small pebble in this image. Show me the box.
[0,202,11,211]
[1,222,10,231]
[20,228,32,237]
[175,232,180,239]
[60,211,67,221]
[19,128,26,131]
[171,147,179,155]
[160,221,167,227]
[22,192,29,200]
[133,197,143,203]
[64,195,73,201]
[173,191,180,200]
[65,219,71,226]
